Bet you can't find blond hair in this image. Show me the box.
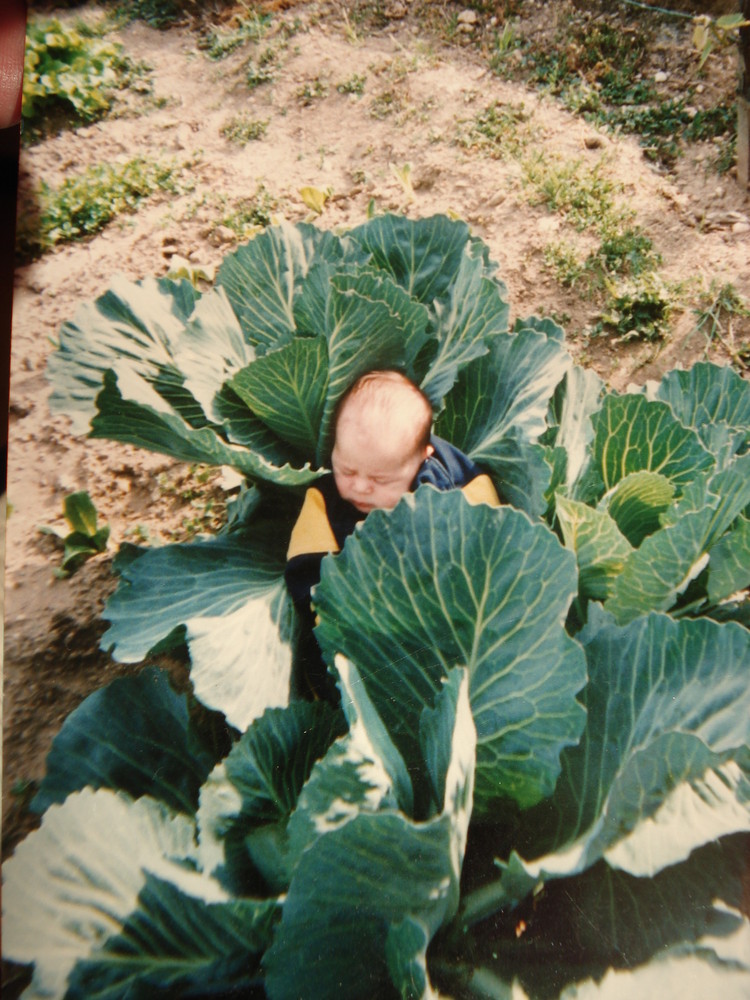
[334,370,433,451]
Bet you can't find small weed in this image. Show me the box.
[337,73,367,96]
[109,0,185,29]
[691,281,750,361]
[521,153,619,231]
[16,156,185,260]
[488,20,522,75]
[220,113,268,145]
[543,241,585,288]
[297,76,329,104]
[594,225,660,280]
[459,101,531,158]
[22,17,147,139]
[159,465,227,540]
[38,491,109,577]
[596,274,678,342]
[714,135,736,175]
[369,89,402,120]
[124,524,153,544]
[198,14,270,60]
[684,104,735,142]
[246,47,277,89]
[219,184,278,237]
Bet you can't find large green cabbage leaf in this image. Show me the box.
[31,668,216,815]
[314,489,586,818]
[100,513,296,731]
[462,607,750,922]
[263,666,476,1000]
[2,789,250,999]
[554,363,750,623]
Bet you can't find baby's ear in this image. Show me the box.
[425,443,435,458]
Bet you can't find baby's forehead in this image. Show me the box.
[335,400,422,452]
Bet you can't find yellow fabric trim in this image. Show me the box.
[461,474,501,508]
[286,488,340,559]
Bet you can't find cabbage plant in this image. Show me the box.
[4,215,749,999]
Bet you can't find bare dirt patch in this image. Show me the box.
[4,0,749,859]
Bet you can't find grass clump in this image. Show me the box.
[521,153,619,231]
[17,157,184,261]
[595,273,678,342]
[198,13,270,59]
[246,47,277,89]
[22,17,145,139]
[107,0,185,29]
[219,184,278,238]
[691,281,750,363]
[459,101,531,158]
[337,73,367,96]
[220,113,269,145]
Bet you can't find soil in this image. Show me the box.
[3,0,749,865]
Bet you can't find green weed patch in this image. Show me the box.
[22,17,145,139]
[220,113,269,145]
[198,13,270,60]
[17,157,185,260]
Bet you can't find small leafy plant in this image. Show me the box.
[198,12,270,60]
[246,47,277,89]
[459,100,531,159]
[4,216,749,998]
[16,156,184,260]
[220,113,268,145]
[691,280,750,364]
[336,73,367,96]
[22,17,141,139]
[39,491,109,576]
[595,272,677,342]
[217,184,278,237]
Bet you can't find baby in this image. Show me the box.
[285,369,500,701]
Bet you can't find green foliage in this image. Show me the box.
[219,184,278,236]
[38,490,109,576]
[220,113,269,145]
[16,156,184,260]
[595,272,677,341]
[510,11,736,170]
[246,47,277,89]
[198,13,270,60]
[22,17,141,137]
[108,0,185,29]
[600,98,735,167]
[459,100,531,158]
[336,73,367,96]
[522,153,619,231]
[10,216,750,998]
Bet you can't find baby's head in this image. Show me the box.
[331,370,434,513]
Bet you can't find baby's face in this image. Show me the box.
[332,406,432,513]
